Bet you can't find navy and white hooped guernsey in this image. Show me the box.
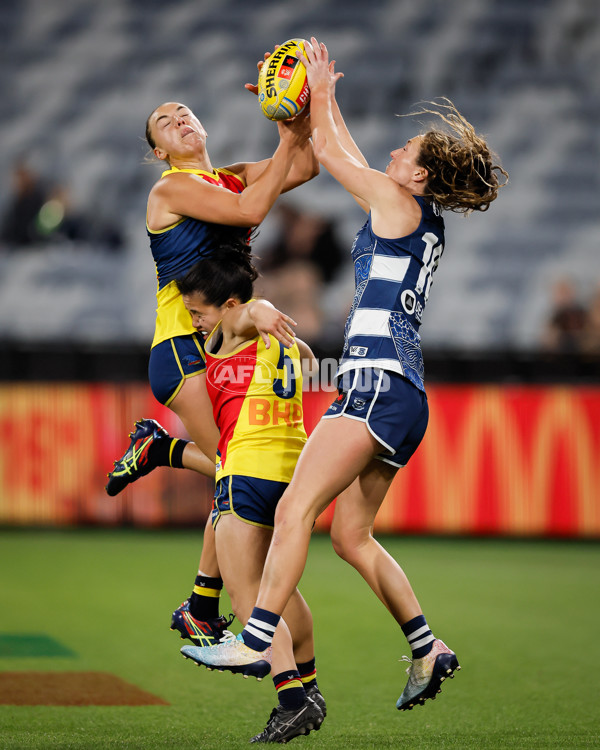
[338,195,445,392]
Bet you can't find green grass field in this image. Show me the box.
[0,530,598,749]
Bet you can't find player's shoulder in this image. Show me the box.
[386,177,421,209]
[151,170,218,200]
[153,169,194,189]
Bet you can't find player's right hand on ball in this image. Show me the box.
[277,106,311,145]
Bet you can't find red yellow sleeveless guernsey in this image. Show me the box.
[147,166,247,348]
[204,325,307,484]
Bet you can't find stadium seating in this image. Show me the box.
[0,0,598,351]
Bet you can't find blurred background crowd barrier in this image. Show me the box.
[1,0,598,535]
[1,383,598,537]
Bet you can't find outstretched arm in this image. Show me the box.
[326,66,369,169]
[280,112,320,192]
[150,110,314,229]
[239,48,320,192]
[296,38,376,213]
[239,108,319,193]
[298,37,419,233]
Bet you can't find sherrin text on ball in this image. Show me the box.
[257,39,310,121]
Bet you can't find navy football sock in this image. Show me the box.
[188,575,223,620]
[273,670,305,710]
[242,607,280,651]
[296,657,317,689]
[402,615,435,658]
[147,436,189,468]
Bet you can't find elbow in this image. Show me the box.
[313,143,325,163]
[300,161,320,185]
[297,154,320,184]
[238,208,265,227]
[312,132,327,164]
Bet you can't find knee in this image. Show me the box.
[330,531,353,564]
[273,490,316,533]
[330,523,370,568]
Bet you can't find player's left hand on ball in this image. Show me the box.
[245,45,281,96]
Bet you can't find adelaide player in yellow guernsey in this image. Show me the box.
[206,319,307,488]
[105,79,319,650]
[176,243,325,743]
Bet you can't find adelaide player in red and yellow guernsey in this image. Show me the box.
[206,325,307,491]
[176,244,325,742]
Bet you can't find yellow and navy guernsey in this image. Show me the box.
[204,324,307,484]
[148,166,247,349]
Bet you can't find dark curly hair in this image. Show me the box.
[405,98,508,214]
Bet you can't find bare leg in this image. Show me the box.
[283,589,314,665]
[215,514,300,675]
[169,372,220,578]
[330,461,422,625]
[256,416,381,615]
[193,516,218,578]
[181,442,216,478]
[168,372,219,459]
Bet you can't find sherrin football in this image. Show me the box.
[257,39,310,121]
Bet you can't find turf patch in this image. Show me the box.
[0,672,170,706]
[0,634,77,658]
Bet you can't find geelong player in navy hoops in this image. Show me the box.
[187,37,508,715]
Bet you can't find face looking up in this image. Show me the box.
[148,102,207,161]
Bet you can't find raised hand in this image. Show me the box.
[276,105,312,146]
[296,37,343,93]
[245,45,281,96]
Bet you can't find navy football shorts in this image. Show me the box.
[148,333,206,406]
[212,475,289,529]
[323,367,429,468]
